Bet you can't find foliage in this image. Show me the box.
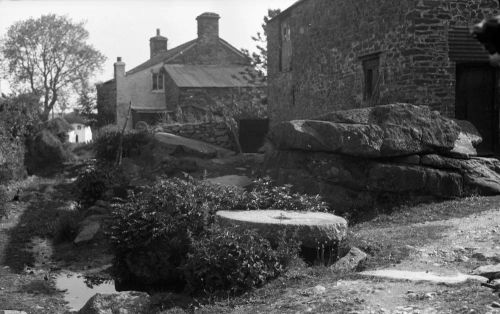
[52,210,82,244]
[241,9,281,77]
[76,82,98,127]
[74,160,127,207]
[0,93,40,140]
[109,176,325,294]
[0,14,106,121]
[94,125,151,162]
[183,226,289,295]
[245,177,329,212]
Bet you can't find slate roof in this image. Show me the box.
[126,39,197,75]
[163,64,264,88]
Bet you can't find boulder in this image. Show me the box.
[471,264,500,281]
[269,120,384,158]
[461,158,500,195]
[153,132,234,159]
[216,210,348,248]
[271,104,476,157]
[74,219,101,244]
[77,291,151,314]
[331,247,368,272]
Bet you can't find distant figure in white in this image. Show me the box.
[68,123,92,143]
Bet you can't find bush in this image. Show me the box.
[74,161,128,207]
[53,210,82,244]
[183,226,286,295]
[94,125,151,161]
[245,177,329,212]
[109,176,308,294]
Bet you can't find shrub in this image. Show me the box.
[109,176,306,294]
[183,226,286,295]
[245,177,329,212]
[94,125,151,161]
[53,210,82,244]
[74,161,128,207]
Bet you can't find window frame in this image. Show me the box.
[152,72,164,91]
[359,52,381,103]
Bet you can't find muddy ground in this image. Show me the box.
[0,158,500,313]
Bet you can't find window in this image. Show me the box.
[152,73,164,91]
[280,19,292,72]
[361,53,381,103]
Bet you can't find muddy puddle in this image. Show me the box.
[55,271,117,310]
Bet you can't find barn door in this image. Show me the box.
[456,63,498,155]
[239,119,269,153]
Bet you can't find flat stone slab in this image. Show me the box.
[74,221,101,244]
[361,269,487,284]
[216,210,348,248]
[206,175,252,188]
[154,132,234,159]
[471,263,500,280]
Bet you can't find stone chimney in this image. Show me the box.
[150,28,168,59]
[196,12,220,45]
[114,57,131,129]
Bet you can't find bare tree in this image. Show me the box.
[1,14,106,121]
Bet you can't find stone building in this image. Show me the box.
[267,0,499,154]
[97,12,265,130]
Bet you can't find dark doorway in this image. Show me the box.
[456,63,498,155]
[239,119,269,153]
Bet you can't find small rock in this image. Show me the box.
[491,302,500,308]
[94,200,110,208]
[77,291,150,314]
[331,247,368,272]
[456,255,469,262]
[313,285,326,294]
[84,206,108,217]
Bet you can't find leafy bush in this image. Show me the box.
[183,226,286,295]
[53,210,82,244]
[109,176,309,294]
[74,161,128,207]
[94,125,151,161]
[245,177,329,212]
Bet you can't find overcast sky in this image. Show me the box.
[0,0,296,93]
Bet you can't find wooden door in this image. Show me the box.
[456,63,498,155]
[239,119,269,153]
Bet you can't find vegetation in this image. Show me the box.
[109,176,326,295]
[0,14,106,121]
[94,125,151,162]
[74,160,128,207]
[241,9,281,77]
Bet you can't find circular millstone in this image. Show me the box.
[216,210,348,248]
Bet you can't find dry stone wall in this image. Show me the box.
[154,122,236,150]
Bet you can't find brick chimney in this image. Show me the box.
[196,12,220,45]
[150,28,168,58]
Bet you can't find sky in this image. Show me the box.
[0,0,296,94]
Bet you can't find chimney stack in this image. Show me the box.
[150,28,168,59]
[196,12,220,45]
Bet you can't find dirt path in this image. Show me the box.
[198,196,500,314]
[0,176,69,313]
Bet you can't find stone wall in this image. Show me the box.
[154,121,236,150]
[267,0,498,124]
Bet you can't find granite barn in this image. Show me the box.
[267,0,499,154]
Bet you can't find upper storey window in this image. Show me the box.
[152,72,164,91]
[280,19,292,72]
